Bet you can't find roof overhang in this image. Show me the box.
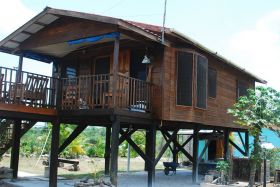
[168,29,267,84]
[0,7,168,62]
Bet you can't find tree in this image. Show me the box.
[228,86,280,187]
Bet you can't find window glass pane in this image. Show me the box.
[208,68,217,98]
[176,51,193,106]
[196,55,208,108]
[237,80,248,98]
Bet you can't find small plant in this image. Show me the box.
[216,160,230,184]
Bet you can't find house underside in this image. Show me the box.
[0,7,257,187]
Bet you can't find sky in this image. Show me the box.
[0,0,280,90]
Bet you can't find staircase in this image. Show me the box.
[0,119,36,157]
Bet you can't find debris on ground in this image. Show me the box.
[0,167,13,179]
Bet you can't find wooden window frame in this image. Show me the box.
[175,49,209,110]
[175,49,195,107]
[195,53,208,110]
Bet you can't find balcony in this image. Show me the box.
[0,66,57,108]
[0,66,154,115]
[61,73,153,113]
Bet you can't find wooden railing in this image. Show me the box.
[0,66,58,108]
[61,73,153,112]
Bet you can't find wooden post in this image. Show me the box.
[192,127,199,183]
[172,132,178,163]
[223,129,229,161]
[105,126,111,175]
[10,120,21,179]
[49,119,60,187]
[112,37,120,108]
[147,125,156,187]
[16,54,23,83]
[110,118,120,186]
[145,129,151,171]
[245,131,249,156]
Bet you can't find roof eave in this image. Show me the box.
[169,29,267,84]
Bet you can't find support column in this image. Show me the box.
[112,36,120,108]
[192,127,199,183]
[10,120,21,179]
[223,129,229,161]
[110,118,120,186]
[245,131,249,156]
[49,119,60,187]
[145,129,151,171]
[105,126,111,175]
[16,54,23,83]
[147,125,156,187]
[172,132,178,163]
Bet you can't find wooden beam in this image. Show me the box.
[147,125,156,187]
[224,129,229,161]
[229,139,246,156]
[155,130,178,166]
[58,124,87,154]
[192,127,199,183]
[161,129,193,162]
[110,118,120,186]
[161,132,174,152]
[198,140,211,163]
[237,131,246,152]
[49,119,60,187]
[119,128,136,145]
[10,120,21,179]
[119,129,150,163]
[182,134,193,147]
[0,103,57,116]
[105,126,111,175]
[245,131,249,156]
[112,37,120,108]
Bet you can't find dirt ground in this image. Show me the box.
[0,156,168,179]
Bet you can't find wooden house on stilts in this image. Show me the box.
[0,7,266,187]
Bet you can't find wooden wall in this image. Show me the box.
[162,46,255,128]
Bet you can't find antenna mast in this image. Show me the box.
[161,0,167,43]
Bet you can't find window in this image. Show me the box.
[196,55,208,109]
[208,68,217,98]
[237,80,248,98]
[176,51,193,106]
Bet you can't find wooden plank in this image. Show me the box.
[49,119,60,187]
[10,120,21,179]
[0,103,57,116]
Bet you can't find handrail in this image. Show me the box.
[0,66,58,108]
[61,73,153,112]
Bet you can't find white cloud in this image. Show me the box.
[226,10,280,91]
[0,0,35,34]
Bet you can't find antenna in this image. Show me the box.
[161,0,167,44]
